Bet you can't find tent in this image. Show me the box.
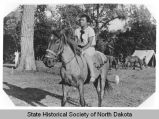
[132,50,156,67]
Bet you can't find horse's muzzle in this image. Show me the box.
[43,57,55,68]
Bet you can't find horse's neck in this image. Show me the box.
[61,45,75,64]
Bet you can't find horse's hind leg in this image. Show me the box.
[61,84,69,106]
[139,61,143,70]
[78,81,85,107]
[94,76,102,107]
[99,77,103,107]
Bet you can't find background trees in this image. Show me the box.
[114,5,156,56]
[3,4,156,66]
[3,6,22,63]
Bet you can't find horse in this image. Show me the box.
[117,53,126,69]
[106,55,118,70]
[43,57,56,68]
[125,56,143,70]
[45,30,115,107]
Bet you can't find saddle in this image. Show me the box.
[75,46,108,70]
[93,51,108,70]
[78,50,108,71]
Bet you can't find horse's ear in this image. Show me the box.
[51,30,61,39]
[50,34,54,41]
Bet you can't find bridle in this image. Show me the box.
[46,49,58,57]
[46,48,76,65]
[46,40,76,64]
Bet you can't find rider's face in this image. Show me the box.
[79,17,88,27]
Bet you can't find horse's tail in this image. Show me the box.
[104,75,120,94]
[104,78,113,94]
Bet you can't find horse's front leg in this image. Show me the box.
[78,81,85,107]
[99,74,107,107]
[61,84,69,106]
[98,77,102,107]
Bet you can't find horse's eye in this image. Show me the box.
[56,40,60,44]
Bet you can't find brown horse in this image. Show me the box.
[106,55,118,70]
[125,56,143,70]
[45,30,115,107]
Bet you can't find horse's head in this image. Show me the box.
[45,30,67,61]
[124,56,129,64]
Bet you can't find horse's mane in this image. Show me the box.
[52,30,61,39]
[52,29,78,55]
[64,34,78,55]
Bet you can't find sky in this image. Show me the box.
[108,18,129,32]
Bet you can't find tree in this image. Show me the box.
[34,5,51,60]
[84,4,126,33]
[56,5,82,36]
[3,7,22,63]
[4,4,155,65]
[115,5,156,56]
[17,5,37,71]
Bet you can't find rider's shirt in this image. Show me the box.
[75,26,96,47]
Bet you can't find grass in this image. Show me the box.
[3,61,156,107]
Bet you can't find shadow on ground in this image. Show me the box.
[3,82,62,106]
[3,82,81,107]
[3,64,15,69]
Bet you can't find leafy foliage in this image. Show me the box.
[3,4,156,63]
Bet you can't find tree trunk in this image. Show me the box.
[17,5,37,71]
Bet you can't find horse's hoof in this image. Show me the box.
[61,101,66,107]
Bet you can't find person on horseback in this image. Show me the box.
[75,14,96,82]
[45,15,116,107]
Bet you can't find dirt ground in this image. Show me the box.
[3,61,156,107]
